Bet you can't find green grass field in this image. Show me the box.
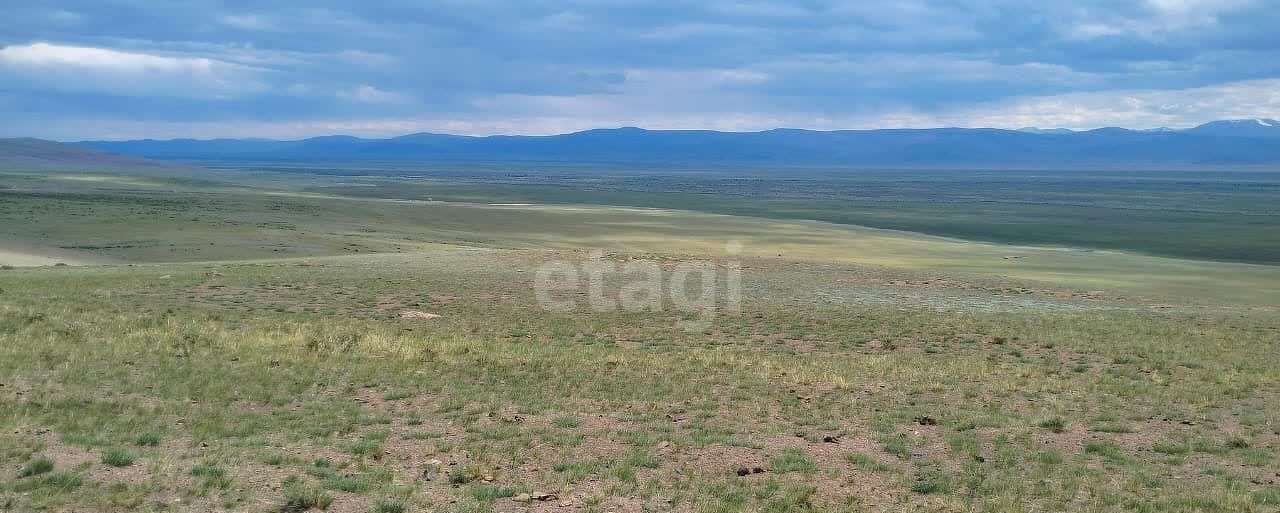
[2,168,1279,512]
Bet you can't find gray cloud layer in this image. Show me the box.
[2,0,1278,139]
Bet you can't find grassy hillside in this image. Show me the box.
[3,248,1279,513]
[1,168,1278,513]
[2,171,1277,304]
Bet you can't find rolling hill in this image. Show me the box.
[0,137,197,173]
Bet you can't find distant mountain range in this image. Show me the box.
[57,118,1280,167]
[0,137,196,173]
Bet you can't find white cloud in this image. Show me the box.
[1062,0,1255,40]
[459,77,1280,133]
[220,14,275,31]
[11,73,1279,140]
[0,42,267,98]
[47,8,83,26]
[13,76,1280,141]
[709,1,813,18]
[1146,0,1252,18]
[622,68,771,88]
[915,78,1280,129]
[638,23,761,41]
[338,84,413,104]
[465,66,772,124]
[761,54,1098,86]
[523,11,587,31]
[333,49,397,69]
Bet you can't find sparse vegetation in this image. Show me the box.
[381,390,413,401]
[1036,415,1067,433]
[1084,441,1130,464]
[280,477,333,512]
[882,435,912,459]
[910,464,951,494]
[101,448,135,467]
[0,167,1277,512]
[349,436,383,458]
[771,448,818,473]
[469,485,518,501]
[18,457,54,478]
[374,500,407,513]
[846,453,893,472]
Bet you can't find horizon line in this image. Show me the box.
[43,118,1279,143]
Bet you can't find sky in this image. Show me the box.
[2,0,1279,140]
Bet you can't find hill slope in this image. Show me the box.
[1186,119,1280,138]
[0,137,197,173]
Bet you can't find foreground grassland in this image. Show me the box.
[2,170,1279,512]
